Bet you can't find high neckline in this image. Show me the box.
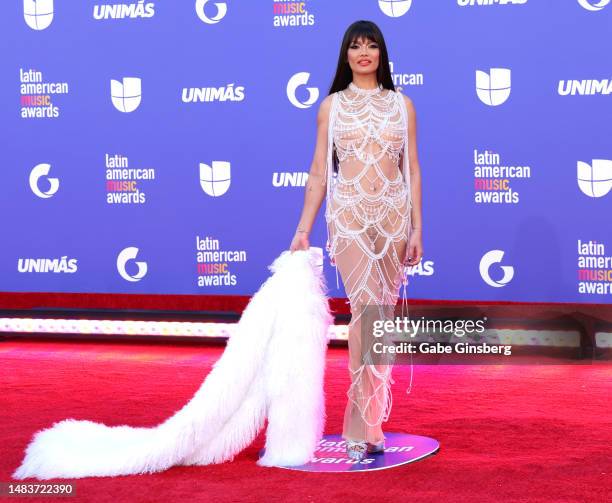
[348,81,383,96]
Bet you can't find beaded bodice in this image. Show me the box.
[333,82,406,182]
[324,82,411,253]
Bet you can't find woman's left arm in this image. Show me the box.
[402,94,423,266]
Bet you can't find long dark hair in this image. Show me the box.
[328,21,395,173]
[328,20,395,95]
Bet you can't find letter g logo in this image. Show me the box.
[287,72,319,109]
[117,247,148,282]
[195,0,227,24]
[479,249,514,288]
[29,163,59,198]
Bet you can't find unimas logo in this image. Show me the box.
[117,247,148,282]
[18,256,78,273]
[200,161,231,197]
[457,0,528,7]
[479,250,514,288]
[93,1,155,20]
[273,172,309,187]
[195,0,227,24]
[577,0,610,11]
[577,159,612,198]
[378,0,412,17]
[29,163,59,198]
[558,79,612,96]
[476,68,511,106]
[24,0,54,30]
[181,84,245,103]
[287,72,319,109]
[406,257,434,279]
[111,77,142,112]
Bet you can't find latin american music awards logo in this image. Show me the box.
[19,68,69,119]
[272,0,315,27]
[196,236,247,288]
[259,433,439,472]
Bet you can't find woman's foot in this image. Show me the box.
[366,440,385,453]
[346,440,368,461]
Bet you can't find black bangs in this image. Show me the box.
[348,23,381,46]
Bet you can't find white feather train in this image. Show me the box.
[13,247,332,480]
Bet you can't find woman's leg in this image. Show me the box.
[334,231,407,445]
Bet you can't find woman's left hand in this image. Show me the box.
[403,228,423,267]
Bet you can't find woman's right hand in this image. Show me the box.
[290,231,310,253]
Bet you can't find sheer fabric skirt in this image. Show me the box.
[325,170,410,444]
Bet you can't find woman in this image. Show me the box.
[290,20,423,461]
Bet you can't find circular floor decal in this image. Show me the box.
[258,432,440,472]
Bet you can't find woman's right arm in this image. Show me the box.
[290,94,333,252]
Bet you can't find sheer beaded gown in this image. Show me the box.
[323,82,413,445]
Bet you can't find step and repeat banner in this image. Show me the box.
[0,0,610,303]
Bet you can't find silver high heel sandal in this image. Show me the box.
[346,440,368,461]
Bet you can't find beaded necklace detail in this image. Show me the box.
[347,81,384,96]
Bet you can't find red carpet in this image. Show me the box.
[1,339,610,502]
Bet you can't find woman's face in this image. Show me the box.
[346,36,380,77]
